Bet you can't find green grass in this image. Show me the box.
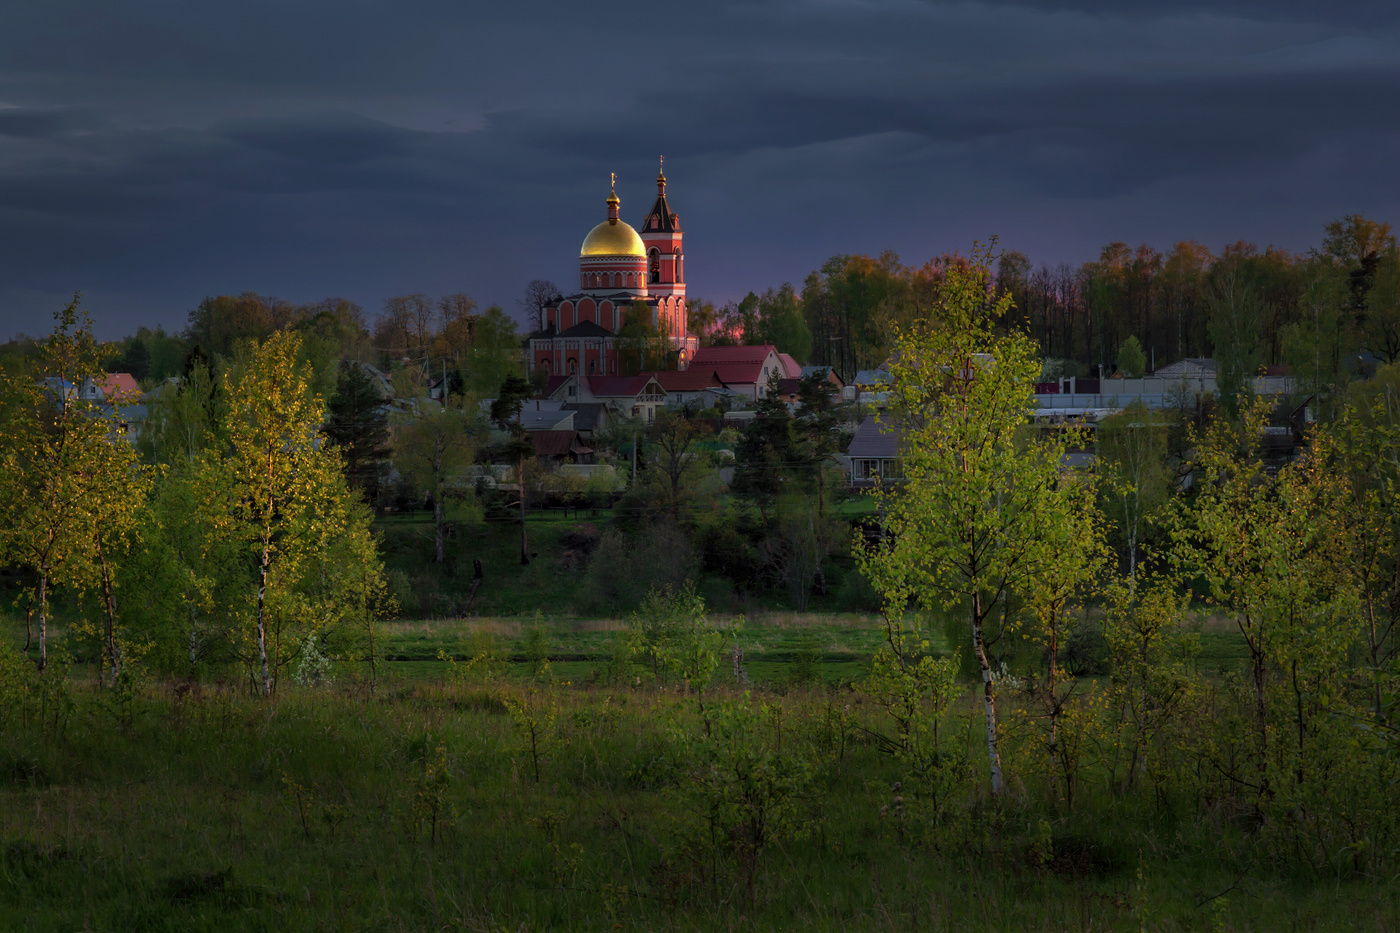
[377,612,895,689]
[0,674,1393,931]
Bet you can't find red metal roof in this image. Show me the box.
[778,353,801,378]
[690,345,783,387]
[691,344,778,364]
[641,369,723,392]
[98,373,142,401]
[585,375,659,398]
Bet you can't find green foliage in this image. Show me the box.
[324,361,390,499]
[193,331,389,696]
[673,694,817,903]
[621,583,738,695]
[755,284,812,361]
[1096,401,1173,581]
[460,305,522,397]
[0,296,137,674]
[857,241,1095,795]
[1117,334,1147,377]
[393,393,483,564]
[1206,267,1263,419]
[586,523,695,614]
[408,741,455,842]
[861,614,967,802]
[505,688,557,784]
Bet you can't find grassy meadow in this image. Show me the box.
[1,608,1396,932]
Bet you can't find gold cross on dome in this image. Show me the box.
[610,172,616,191]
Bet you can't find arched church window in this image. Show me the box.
[649,249,660,284]
[581,274,587,289]
[588,359,596,375]
[674,250,682,283]
[568,358,577,374]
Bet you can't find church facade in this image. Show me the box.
[528,166,699,377]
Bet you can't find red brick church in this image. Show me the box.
[529,164,700,377]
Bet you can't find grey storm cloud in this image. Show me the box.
[0,0,1395,337]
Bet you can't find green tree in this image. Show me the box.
[1096,401,1172,583]
[1206,267,1263,419]
[325,362,390,501]
[462,305,522,396]
[0,297,119,671]
[1169,399,1345,802]
[394,395,482,565]
[793,370,839,510]
[1319,370,1400,715]
[1117,335,1147,377]
[646,408,708,524]
[757,284,811,361]
[66,418,152,687]
[139,354,218,466]
[198,331,374,697]
[1363,245,1400,363]
[730,371,794,521]
[855,244,1089,795]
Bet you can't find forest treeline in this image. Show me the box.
[3,214,1393,404]
[702,214,1399,393]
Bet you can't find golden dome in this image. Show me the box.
[580,219,645,258]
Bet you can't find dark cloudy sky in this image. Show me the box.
[1,0,1396,339]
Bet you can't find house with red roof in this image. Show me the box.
[688,345,787,400]
[546,373,669,422]
[81,373,142,404]
[639,369,725,407]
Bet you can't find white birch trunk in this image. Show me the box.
[256,548,272,697]
[971,593,1004,795]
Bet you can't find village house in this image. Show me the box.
[688,344,789,400]
[545,373,669,422]
[845,413,904,488]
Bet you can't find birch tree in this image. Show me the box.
[202,331,374,697]
[856,244,1086,796]
[67,420,152,686]
[1096,401,1172,583]
[0,297,114,671]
